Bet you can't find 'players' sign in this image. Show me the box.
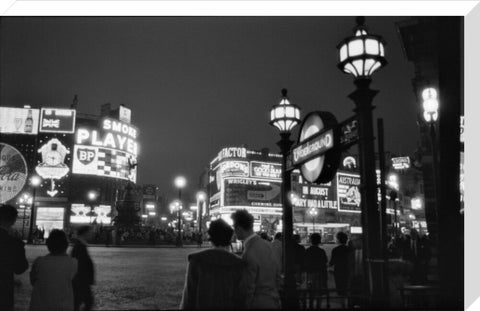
[72,118,138,182]
[72,145,137,182]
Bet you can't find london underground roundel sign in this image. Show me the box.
[295,111,341,184]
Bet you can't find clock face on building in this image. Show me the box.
[46,151,62,166]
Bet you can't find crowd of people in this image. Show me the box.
[1,203,432,310]
[1,204,95,311]
[76,225,205,246]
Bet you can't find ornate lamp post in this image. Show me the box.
[422,86,440,219]
[27,175,42,244]
[87,190,99,224]
[170,200,182,246]
[308,207,318,233]
[269,88,301,308]
[174,176,187,247]
[337,17,387,305]
[196,191,206,237]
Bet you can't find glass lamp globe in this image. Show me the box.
[174,176,187,189]
[337,17,387,79]
[269,88,301,133]
[422,87,439,123]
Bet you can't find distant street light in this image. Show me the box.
[174,176,186,246]
[308,207,318,233]
[27,175,42,244]
[172,172,185,247]
[87,190,99,223]
[269,88,301,309]
[196,191,207,236]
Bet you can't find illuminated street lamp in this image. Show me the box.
[422,86,440,243]
[196,191,207,236]
[269,88,301,309]
[27,175,42,244]
[337,17,387,305]
[174,176,187,246]
[308,207,318,233]
[87,190,99,223]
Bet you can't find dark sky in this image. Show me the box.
[0,16,418,203]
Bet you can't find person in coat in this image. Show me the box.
[180,219,246,309]
[304,233,328,292]
[231,210,281,309]
[30,229,78,311]
[329,232,352,296]
[0,204,29,311]
[71,226,95,311]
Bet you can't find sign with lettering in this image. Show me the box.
[295,111,340,184]
[39,108,76,133]
[72,118,138,182]
[0,107,40,135]
[250,161,282,180]
[224,178,282,208]
[0,143,28,203]
[337,172,361,213]
[217,147,247,162]
[293,129,334,166]
[339,116,359,148]
[392,157,410,170]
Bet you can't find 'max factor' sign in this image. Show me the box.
[292,111,341,184]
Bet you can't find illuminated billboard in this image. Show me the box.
[337,172,361,213]
[72,118,138,182]
[296,181,338,210]
[0,107,40,134]
[224,178,282,208]
[0,143,28,203]
[70,204,112,224]
[250,161,282,179]
[39,108,76,133]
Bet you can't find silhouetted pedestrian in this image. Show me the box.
[292,234,305,286]
[304,233,328,292]
[30,229,77,311]
[0,204,29,311]
[231,210,281,309]
[180,219,246,309]
[271,232,282,272]
[71,226,95,311]
[329,232,351,296]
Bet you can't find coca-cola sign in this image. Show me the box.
[0,143,28,203]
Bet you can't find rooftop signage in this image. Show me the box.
[217,147,247,162]
[0,107,40,135]
[39,108,76,133]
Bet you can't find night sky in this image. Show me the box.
[0,16,418,203]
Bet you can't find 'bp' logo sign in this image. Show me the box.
[77,148,96,165]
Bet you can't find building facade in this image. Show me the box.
[0,103,140,237]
